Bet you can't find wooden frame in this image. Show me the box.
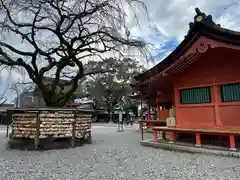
[152,126,240,151]
[138,120,166,141]
[7,108,93,149]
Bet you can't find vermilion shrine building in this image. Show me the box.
[132,8,240,150]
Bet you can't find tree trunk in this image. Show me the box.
[42,91,69,108]
[35,77,78,108]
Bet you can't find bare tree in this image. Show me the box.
[0,80,7,105]
[0,0,148,107]
[0,93,6,105]
[9,81,34,108]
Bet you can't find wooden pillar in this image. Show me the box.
[71,111,76,147]
[156,93,161,139]
[212,84,221,128]
[147,104,151,120]
[34,111,40,149]
[155,96,159,138]
[154,130,158,143]
[229,135,236,151]
[168,131,175,143]
[156,94,160,120]
[156,93,159,120]
[195,132,201,147]
[6,110,12,138]
[174,89,180,127]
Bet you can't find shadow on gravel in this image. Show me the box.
[141,140,240,159]
[7,137,92,151]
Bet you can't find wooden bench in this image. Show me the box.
[152,126,240,151]
[138,120,167,141]
[138,120,166,129]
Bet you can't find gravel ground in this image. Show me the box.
[0,125,240,180]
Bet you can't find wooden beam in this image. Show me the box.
[212,84,222,128]
[147,104,151,120]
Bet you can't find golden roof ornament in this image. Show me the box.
[194,8,206,23]
[195,15,203,22]
[187,7,221,35]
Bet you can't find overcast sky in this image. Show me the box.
[1,0,240,102]
[129,0,240,67]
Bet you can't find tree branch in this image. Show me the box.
[0,0,149,107]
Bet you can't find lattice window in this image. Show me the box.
[220,83,240,102]
[180,87,211,104]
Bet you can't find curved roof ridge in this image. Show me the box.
[134,7,240,82]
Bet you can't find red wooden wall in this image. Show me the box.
[158,109,169,120]
[172,47,240,129]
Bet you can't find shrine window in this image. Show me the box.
[220,83,240,102]
[180,87,211,104]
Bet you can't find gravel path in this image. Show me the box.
[0,125,239,180]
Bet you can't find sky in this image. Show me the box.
[1,0,240,102]
[127,0,240,68]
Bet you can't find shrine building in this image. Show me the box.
[132,8,240,151]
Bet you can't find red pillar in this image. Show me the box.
[157,92,161,120]
[147,104,151,120]
[195,132,201,147]
[157,105,160,120]
[229,135,236,151]
[168,131,175,143]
